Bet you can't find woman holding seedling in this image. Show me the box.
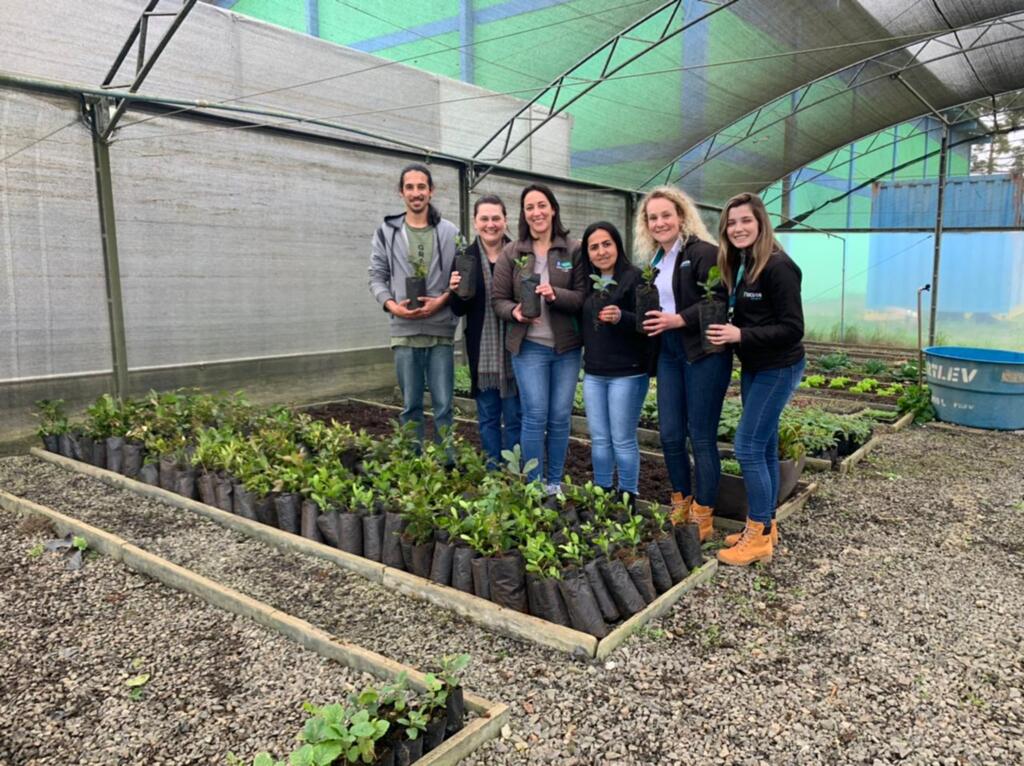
[636,186,729,541]
[707,192,805,566]
[492,184,585,493]
[448,195,521,469]
[579,221,652,507]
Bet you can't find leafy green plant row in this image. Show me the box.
[811,351,920,382]
[798,374,904,397]
[36,390,704,637]
[230,656,470,766]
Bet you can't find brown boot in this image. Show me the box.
[687,501,714,542]
[725,520,779,547]
[717,519,773,566]
[669,493,692,526]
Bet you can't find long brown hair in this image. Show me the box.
[716,192,781,291]
[633,185,714,258]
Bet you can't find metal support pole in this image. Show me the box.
[839,238,847,342]
[624,191,637,257]
[458,0,475,84]
[306,0,320,37]
[88,99,130,399]
[917,284,931,388]
[458,162,472,236]
[928,123,949,346]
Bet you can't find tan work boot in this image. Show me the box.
[717,519,773,566]
[725,520,779,547]
[687,501,714,542]
[669,492,693,526]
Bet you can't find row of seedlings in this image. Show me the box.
[34,392,706,639]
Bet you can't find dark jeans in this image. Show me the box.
[684,350,733,506]
[657,331,692,494]
[476,388,521,469]
[735,358,806,524]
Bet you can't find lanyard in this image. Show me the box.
[651,246,665,269]
[727,260,746,321]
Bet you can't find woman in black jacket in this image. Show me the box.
[449,195,520,468]
[707,192,805,566]
[580,222,651,502]
[636,186,731,540]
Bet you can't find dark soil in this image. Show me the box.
[306,401,675,503]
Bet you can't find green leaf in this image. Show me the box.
[72,535,88,551]
[288,745,316,766]
[125,673,150,688]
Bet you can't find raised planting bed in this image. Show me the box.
[30,447,717,659]
[29,390,719,657]
[0,490,506,766]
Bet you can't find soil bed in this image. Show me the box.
[0,505,377,765]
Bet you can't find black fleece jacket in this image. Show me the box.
[730,249,805,372]
[582,262,653,377]
[448,237,510,397]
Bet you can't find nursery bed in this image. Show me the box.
[0,499,504,765]
[26,447,718,659]
[5,419,1022,764]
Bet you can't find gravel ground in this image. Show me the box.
[0,507,379,765]
[2,421,1023,765]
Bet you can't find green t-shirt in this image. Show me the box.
[405,223,434,279]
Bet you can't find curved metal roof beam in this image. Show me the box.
[639,6,1024,190]
[468,0,741,188]
[661,16,1024,194]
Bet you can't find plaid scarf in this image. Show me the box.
[477,245,517,397]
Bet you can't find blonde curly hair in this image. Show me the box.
[633,186,715,259]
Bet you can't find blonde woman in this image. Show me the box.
[637,186,731,541]
[706,192,805,566]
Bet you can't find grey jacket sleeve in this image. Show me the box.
[369,225,395,309]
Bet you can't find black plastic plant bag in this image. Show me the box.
[214,474,234,512]
[317,509,340,546]
[362,513,385,561]
[625,555,657,604]
[657,533,689,583]
[451,546,477,593]
[489,551,528,613]
[275,492,301,534]
[196,471,217,506]
[234,485,259,521]
[558,567,609,638]
[429,540,455,585]
[382,511,406,570]
[300,499,323,542]
[122,442,144,479]
[105,436,125,474]
[338,511,364,555]
[583,558,620,623]
[471,556,491,600]
[597,556,646,617]
[674,523,704,570]
[646,540,673,594]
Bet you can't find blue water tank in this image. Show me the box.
[925,346,1024,429]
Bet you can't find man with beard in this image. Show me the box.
[368,164,459,445]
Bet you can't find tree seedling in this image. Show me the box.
[697,265,722,302]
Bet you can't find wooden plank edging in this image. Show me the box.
[595,559,717,660]
[0,488,507,764]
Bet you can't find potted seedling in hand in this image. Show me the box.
[698,265,729,353]
[406,249,429,311]
[589,274,618,330]
[516,253,542,319]
[635,260,661,334]
[452,232,477,300]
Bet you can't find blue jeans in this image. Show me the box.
[735,358,806,524]
[393,344,454,444]
[684,351,733,506]
[476,388,522,469]
[511,340,582,485]
[657,331,692,494]
[583,373,649,493]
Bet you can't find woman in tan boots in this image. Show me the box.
[636,186,731,541]
[707,192,805,566]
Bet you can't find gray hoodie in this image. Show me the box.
[368,206,459,338]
